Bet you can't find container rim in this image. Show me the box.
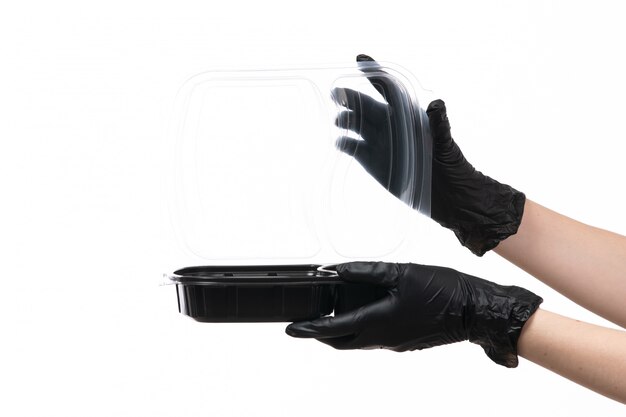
[166,264,341,285]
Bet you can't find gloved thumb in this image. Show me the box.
[335,261,401,287]
[355,54,395,99]
[286,312,357,339]
[426,99,453,145]
[357,53,375,63]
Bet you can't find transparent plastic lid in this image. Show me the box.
[165,57,432,265]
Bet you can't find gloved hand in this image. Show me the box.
[334,55,526,256]
[333,54,426,212]
[286,261,542,368]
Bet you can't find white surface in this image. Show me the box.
[1,1,625,416]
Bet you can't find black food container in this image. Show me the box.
[170,264,388,322]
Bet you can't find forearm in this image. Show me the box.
[494,199,626,327]
[518,309,626,403]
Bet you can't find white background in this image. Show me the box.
[1,1,626,415]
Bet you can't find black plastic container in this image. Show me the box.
[171,264,389,323]
[172,265,340,322]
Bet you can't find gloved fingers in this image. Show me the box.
[287,296,393,349]
[335,261,401,287]
[333,88,392,150]
[332,87,359,110]
[286,311,359,339]
[335,135,363,156]
[313,297,397,350]
[317,334,386,351]
[335,110,361,133]
[426,99,453,145]
[316,333,378,350]
[315,334,358,350]
[335,136,374,174]
[332,87,386,122]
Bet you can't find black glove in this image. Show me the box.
[334,54,526,256]
[333,54,428,212]
[427,99,526,255]
[286,261,542,368]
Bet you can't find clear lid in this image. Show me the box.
[165,57,432,266]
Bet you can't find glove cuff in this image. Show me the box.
[466,279,543,368]
[454,186,526,257]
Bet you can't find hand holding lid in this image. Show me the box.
[335,54,526,256]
